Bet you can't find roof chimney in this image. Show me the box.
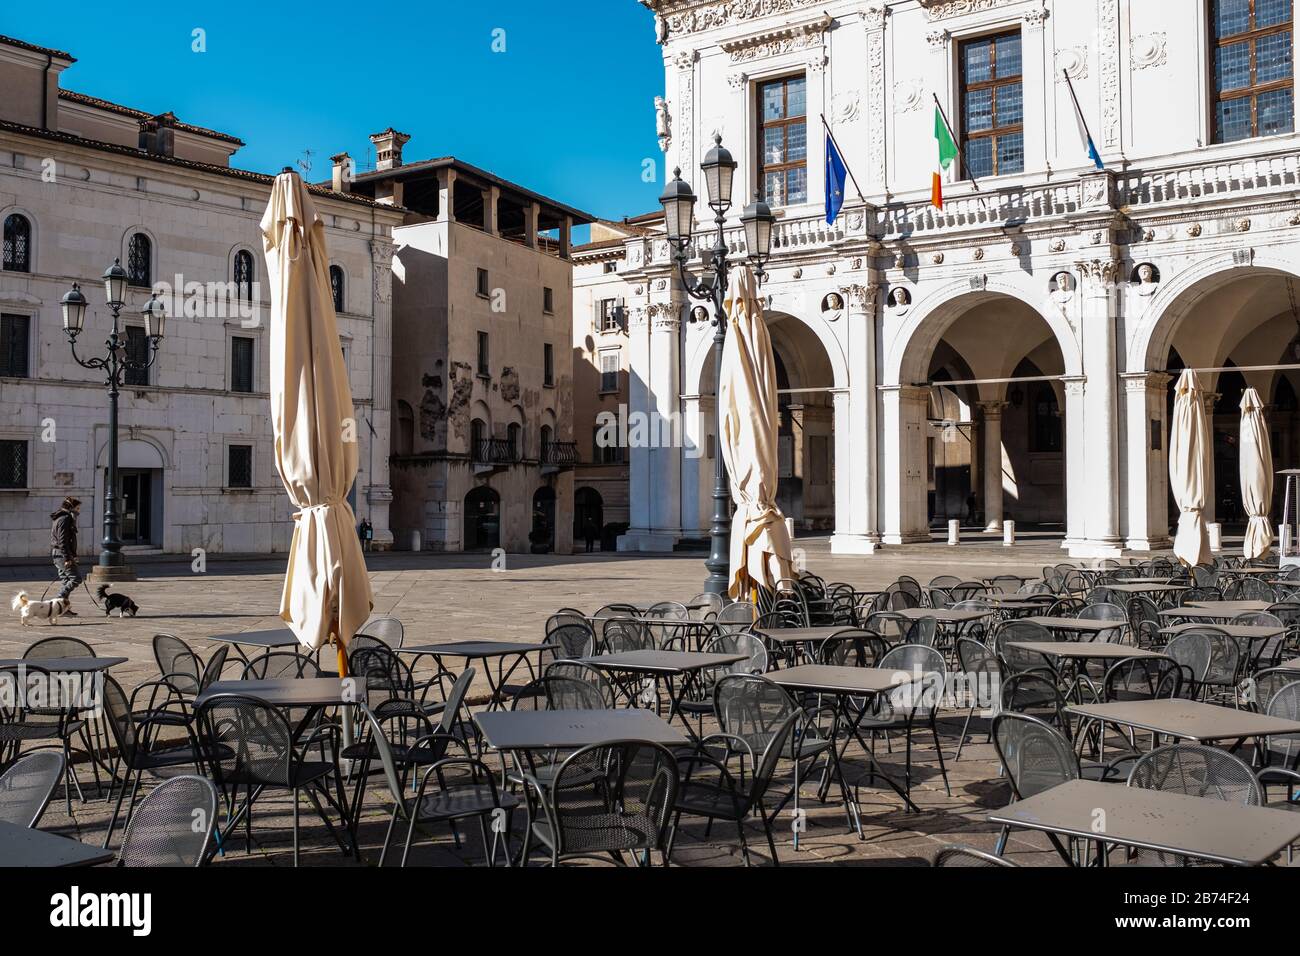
[138,112,177,157]
[330,152,352,192]
[369,128,411,171]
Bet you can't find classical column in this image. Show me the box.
[647,300,683,545]
[1020,6,1050,175]
[881,384,931,544]
[622,304,653,549]
[831,283,881,553]
[863,4,888,191]
[1073,259,1124,557]
[1061,375,1088,550]
[365,238,395,549]
[680,392,711,537]
[1122,371,1173,550]
[436,168,456,223]
[979,401,1008,531]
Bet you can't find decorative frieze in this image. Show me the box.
[718,13,831,63]
[920,0,1019,20]
[1131,32,1167,70]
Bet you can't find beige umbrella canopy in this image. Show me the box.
[261,170,372,654]
[719,265,795,599]
[1169,368,1213,568]
[1240,386,1274,560]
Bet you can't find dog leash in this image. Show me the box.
[38,571,106,610]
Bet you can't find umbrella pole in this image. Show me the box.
[335,635,355,748]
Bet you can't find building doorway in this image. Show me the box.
[463,486,500,551]
[574,487,604,551]
[531,486,556,553]
[118,469,154,544]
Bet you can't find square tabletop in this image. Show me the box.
[1005,641,1163,661]
[988,779,1300,866]
[1220,567,1278,576]
[209,628,300,648]
[584,650,745,674]
[768,664,914,696]
[753,626,847,644]
[1158,622,1285,641]
[195,677,362,709]
[0,821,115,867]
[0,656,127,673]
[1106,583,1189,594]
[1020,616,1117,635]
[891,607,990,623]
[395,641,545,659]
[1183,600,1273,614]
[1066,698,1300,742]
[474,708,688,750]
[1120,577,1179,585]
[1273,658,1300,674]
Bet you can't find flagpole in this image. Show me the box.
[819,113,868,205]
[932,93,981,193]
[1063,70,1103,170]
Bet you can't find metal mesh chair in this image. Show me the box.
[954,637,1002,760]
[358,616,405,648]
[670,709,803,866]
[240,651,320,680]
[1000,672,1071,736]
[992,619,1058,677]
[902,615,939,649]
[1126,744,1262,865]
[0,665,84,816]
[602,618,655,654]
[717,601,756,633]
[117,775,217,867]
[545,660,616,708]
[857,644,950,800]
[1238,610,1289,671]
[688,592,725,621]
[545,618,595,659]
[987,575,1025,595]
[0,750,64,827]
[1262,681,1300,772]
[593,603,638,620]
[195,693,351,866]
[1179,586,1222,605]
[153,634,203,695]
[1224,578,1277,602]
[1191,565,1219,589]
[927,587,953,610]
[23,636,95,659]
[1101,656,1183,702]
[1250,667,1299,713]
[948,581,988,603]
[991,712,1079,861]
[930,575,962,589]
[522,740,678,866]
[1199,628,1244,702]
[21,637,97,811]
[933,844,1018,867]
[817,629,888,667]
[1162,629,1214,698]
[1127,596,1163,648]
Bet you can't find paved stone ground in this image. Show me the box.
[0,535,1198,867]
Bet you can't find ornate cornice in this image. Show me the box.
[718,13,831,62]
[645,0,828,39]
[920,0,1019,20]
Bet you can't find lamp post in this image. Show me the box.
[60,260,166,582]
[661,134,775,596]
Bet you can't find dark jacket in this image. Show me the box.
[50,509,78,559]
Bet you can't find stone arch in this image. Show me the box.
[684,303,848,395]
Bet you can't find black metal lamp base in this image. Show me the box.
[89,563,137,583]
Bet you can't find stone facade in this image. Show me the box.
[587,0,1300,557]
[0,34,402,558]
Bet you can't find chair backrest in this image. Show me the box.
[987,575,1024,595]
[1046,597,1084,616]
[546,621,595,660]
[927,587,953,610]
[347,634,390,655]
[1078,602,1127,622]
[949,581,988,602]
[510,674,606,711]
[877,644,947,717]
[991,620,1056,675]
[99,675,139,763]
[0,750,65,827]
[348,645,415,702]
[357,703,410,818]
[933,845,1018,867]
[436,665,476,734]
[357,616,405,648]
[746,709,804,806]
[1251,667,1298,712]
[1126,596,1162,647]
[153,634,202,695]
[544,741,678,859]
[1102,656,1183,702]
[1179,586,1222,605]
[593,603,639,620]
[1191,565,1219,589]
[645,601,690,621]
[1235,611,1288,669]
[24,636,95,660]
[955,638,1002,712]
[703,631,769,676]
[1128,744,1262,805]
[1161,629,1214,686]
[199,645,230,691]
[717,601,756,627]
[117,775,217,867]
[999,672,1069,733]
[929,575,962,589]
[240,651,320,681]
[714,674,798,755]
[545,660,615,708]
[688,592,726,621]
[1200,628,1244,686]
[1225,578,1277,602]
[1083,587,1120,608]
[196,694,296,787]
[818,629,887,668]
[991,712,1079,800]
[602,618,655,653]
[902,615,938,648]
[1263,681,1300,768]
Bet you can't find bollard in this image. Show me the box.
[409,529,422,552]
[785,517,795,542]
[1208,522,1222,553]
[1281,524,1292,557]
[948,519,960,546]
[1003,520,1015,547]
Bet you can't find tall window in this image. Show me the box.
[507,422,522,460]
[599,299,622,332]
[593,424,622,465]
[543,287,555,313]
[124,326,150,386]
[2,214,31,272]
[477,331,490,376]
[127,233,152,287]
[1,314,30,378]
[757,75,808,206]
[234,250,254,304]
[0,439,27,489]
[1212,0,1294,142]
[329,265,345,312]
[600,350,620,392]
[476,268,490,298]
[231,335,255,393]
[471,418,486,459]
[959,30,1024,178]
[228,445,253,489]
[543,343,554,386]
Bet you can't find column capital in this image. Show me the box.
[863,2,888,31]
[1074,258,1124,289]
[977,400,1009,418]
[646,302,681,331]
[841,283,878,313]
[880,383,930,406]
[1061,375,1087,397]
[1121,370,1172,393]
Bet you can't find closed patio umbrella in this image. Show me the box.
[1169,368,1213,568]
[261,170,372,660]
[1239,386,1273,560]
[719,265,795,598]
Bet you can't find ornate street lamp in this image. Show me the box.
[61,261,165,581]
[661,134,775,597]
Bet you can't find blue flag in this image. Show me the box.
[1064,74,1104,171]
[825,131,848,225]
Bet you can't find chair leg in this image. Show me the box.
[954,706,975,761]
[101,763,137,848]
[762,814,780,867]
[736,818,751,867]
[994,825,1009,856]
[930,721,951,796]
[292,787,300,867]
[378,803,401,867]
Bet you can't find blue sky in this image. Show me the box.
[3,2,666,224]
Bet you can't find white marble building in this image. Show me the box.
[598,0,1300,557]
[0,33,403,559]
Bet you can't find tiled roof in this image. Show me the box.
[0,34,74,62]
[59,90,245,146]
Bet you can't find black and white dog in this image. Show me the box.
[95,584,140,618]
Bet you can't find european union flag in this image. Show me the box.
[825,132,848,226]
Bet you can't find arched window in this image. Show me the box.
[540,425,554,462]
[329,265,344,313]
[234,250,254,303]
[127,233,152,287]
[2,214,31,273]
[395,400,414,456]
[470,418,486,461]
[507,422,522,460]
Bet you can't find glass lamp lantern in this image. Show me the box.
[659,168,697,244]
[61,283,88,335]
[103,258,128,309]
[700,134,737,209]
[141,294,166,340]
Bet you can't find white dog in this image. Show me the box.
[11,591,69,625]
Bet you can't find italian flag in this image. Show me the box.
[932,105,958,210]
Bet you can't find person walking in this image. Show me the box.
[583,515,598,553]
[50,496,82,616]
